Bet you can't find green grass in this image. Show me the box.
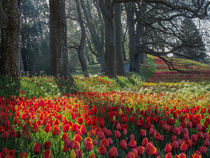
[174,58,210,68]
[1,75,209,100]
[0,75,144,98]
[74,55,156,81]
[154,56,210,71]
[0,76,75,98]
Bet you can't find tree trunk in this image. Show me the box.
[49,0,71,80]
[114,3,126,76]
[104,18,116,77]
[0,0,21,76]
[99,50,105,73]
[125,2,146,73]
[78,49,88,77]
[76,0,89,77]
[98,0,116,78]
[125,3,139,72]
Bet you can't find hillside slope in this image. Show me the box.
[147,56,210,82]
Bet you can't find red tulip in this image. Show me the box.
[108,147,118,158]
[89,153,96,158]
[106,129,112,137]
[131,148,138,157]
[123,128,127,135]
[7,149,15,158]
[173,127,181,135]
[44,124,51,132]
[187,121,192,128]
[129,134,135,140]
[180,153,187,158]
[77,117,83,124]
[84,137,92,144]
[126,152,135,158]
[114,130,121,138]
[120,139,127,150]
[85,142,93,151]
[97,131,105,139]
[196,123,202,131]
[72,141,80,149]
[44,141,51,149]
[62,133,68,141]
[98,145,107,155]
[63,124,70,132]
[34,143,41,154]
[171,135,177,141]
[128,139,136,148]
[165,152,172,158]
[115,122,121,130]
[183,133,189,140]
[99,118,105,127]
[136,119,143,127]
[149,127,156,135]
[191,134,198,142]
[80,125,87,135]
[64,137,72,149]
[137,146,145,155]
[108,137,113,145]
[172,141,179,149]
[180,142,188,152]
[142,138,148,146]
[43,150,51,158]
[140,129,146,137]
[164,143,172,153]
[20,152,27,158]
[100,138,109,147]
[204,139,210,146]
[85,118,92,126]
[146,142,157,156]
[199,145,207,154]
[75,149,82,158]
[121,115,127,123]
[192,153,202,158]
[198,131,204,139]
[93,139,98,145]
[74,134,81,143]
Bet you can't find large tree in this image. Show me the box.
[0,0,21,76]
[125,2,146,72]
[75,0,89,77]
[49,0,72,80]
[179,18,206,61]
[114,3,126,75]
[97,0,125,77]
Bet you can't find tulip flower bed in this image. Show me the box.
[147,56,210,82]
[0,77,210,158]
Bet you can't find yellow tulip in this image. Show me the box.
[119,109,123,115]
[70,149,76,158]
[113,116,116,122]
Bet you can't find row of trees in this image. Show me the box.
[0,0,209,79]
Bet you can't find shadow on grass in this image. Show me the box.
[54,76,78,96]
[0,76,20,98]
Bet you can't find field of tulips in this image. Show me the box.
[147,56,210,82]
[0,76,209,158]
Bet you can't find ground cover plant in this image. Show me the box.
[0,76,209,158]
